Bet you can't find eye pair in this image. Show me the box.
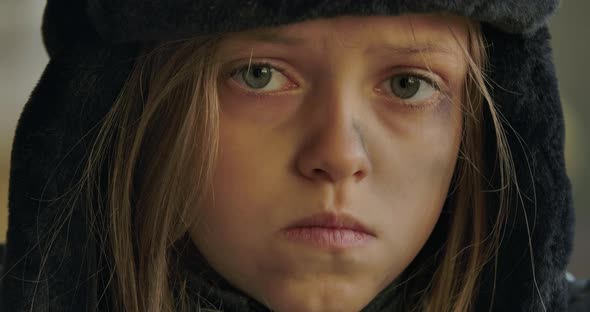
[229,63,440,104]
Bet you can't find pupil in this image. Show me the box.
[252,67,265,78]
[400,78,409,88]
[392,76,420,99]
[243,65,272,89]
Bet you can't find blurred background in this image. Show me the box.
[0,2,588,277]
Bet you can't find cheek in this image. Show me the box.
[192,115,291,246]
[189,129,270,282]
[218,84,300,125]
[197,124,268,228]
[370,101,462,250]
[376,99,461,188]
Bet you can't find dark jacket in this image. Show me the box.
[1,0,588,311]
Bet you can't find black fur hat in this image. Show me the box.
[2,0,574,311]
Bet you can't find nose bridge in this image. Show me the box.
[318,101,366,156]
[296,81,371,184]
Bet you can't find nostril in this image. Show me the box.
[312,168,327,179]
[353,170,367,181]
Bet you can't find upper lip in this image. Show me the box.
[285,212,375,236]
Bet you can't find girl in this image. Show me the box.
[1,1,580,311]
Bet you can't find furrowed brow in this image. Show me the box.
[243,29,307,46]
[368,43,457,57]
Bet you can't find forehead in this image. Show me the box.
[224,14,470,56]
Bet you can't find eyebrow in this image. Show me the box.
[243,29,307,46]
[240,30,458,57]
[367,43,457,57]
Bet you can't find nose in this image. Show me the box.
[295,94,371,184]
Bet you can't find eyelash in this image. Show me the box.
[227,61,294,96]
[228,62,287,77]
[380,70,445,112]
[225,62,446,110]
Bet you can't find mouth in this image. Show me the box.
[282,212,375,249]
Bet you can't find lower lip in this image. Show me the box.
[283,227,373,249]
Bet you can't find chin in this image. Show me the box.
[255,280,375,312]
[264,296,369,312]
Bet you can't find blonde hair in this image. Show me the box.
[81,18,513,312]
[417,20,512,312]
[84,37,222,311]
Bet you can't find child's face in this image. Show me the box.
[191,14,468,312]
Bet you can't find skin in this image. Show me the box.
[190,14,469,312]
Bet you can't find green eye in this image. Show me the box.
[241,65,273,89]
[390,76,421,99]
[230,62,295,93]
